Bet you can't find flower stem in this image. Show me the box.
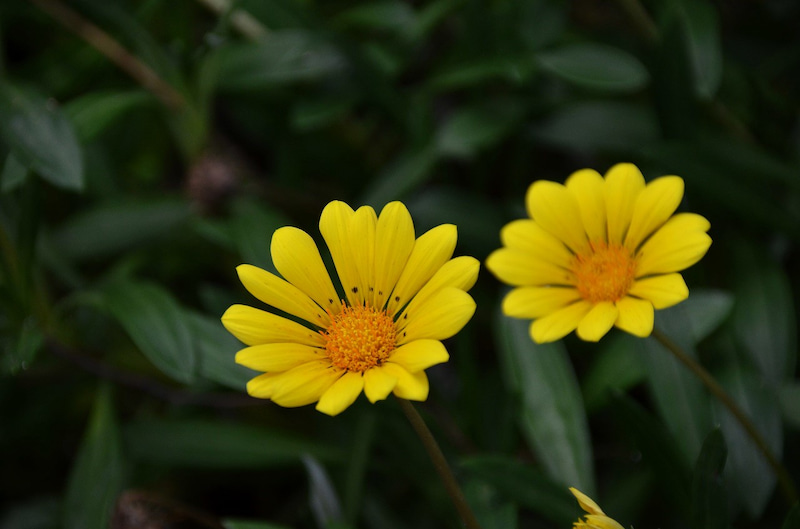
[652,329,798,505]
[397,398,483,529]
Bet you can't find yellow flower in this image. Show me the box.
[221,201,479,416]
[570,487,625,529]
[486,163,711,343]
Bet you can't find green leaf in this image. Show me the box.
[124,418,340,468]
[186,311,257,391]
[779,383,800,430]
[212,31,346,92]
[303,456,343,527]
[691,429,729,529]
[290,97,353,132]
[63,385,126,529]
[436,100,523,158]
[0,497,60,529]
[783,505,800,529]
[1,316,43,375]
[463,480,518,529]
[536,43,649,93]
[460,455,576,526]
[102,279,197,384]
[495,312,595,493]
[52,199,192,262]
[0,82,83,190]
[677,0,723,99]
[360,146,439,207]
[1,153,29,192]
[581,333,645,412]
[533,101,659,153]
[427,58,532,92]
[64,90,155,142]
[230,198,292,274]
[333,1,417,40]
[681,289,734,343]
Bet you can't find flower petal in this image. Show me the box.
[246,372,281,399]
[384,363,429,401]
[221,305,324,347]
[319,201,363,306]
[387,224,457,314]
[604,163,645,245]
[316,371,365,416]
[398,287,476,345]
[396,256,479,322]
[529,300,593,343]
[236,343,326,372]
[388,339,449,372]
[350,206,378,305]
[582,515,626,529]
[566,169,607,242]
[271,226,341,314]
[363,366,398,403]
[486,248,574,286]
[614,296,654,337]
[576,301,619,342]
[237,264,329,328]
[569,487,606,515]
[629,273,689,309]
[500,219,573,268]
[636,213,711,276]
[624,176,684,251]
[270,361,342,407]
[373,202,416,310]
[526,180,590,254]
[502,286,582,319]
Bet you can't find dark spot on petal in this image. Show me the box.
[403,332,406,337]
[403,313,408,320]
[329,299,334,304]
[395,296,400,302]
[369,286,374,292]
[378,291,383,295]
[352,287,359,294]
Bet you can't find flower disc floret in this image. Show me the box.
[573,242,637,303]
[323,304,396,372]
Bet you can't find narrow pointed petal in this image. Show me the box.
[529,301,593,343]
[388,340,449,372]
[566,169,607,242]
[502,286,582,319]
[246,372,281,398]
[576,301,619,342]
[271,226,341,313]
[270,361,342,407]
[500,220,574,268]
[605,163,645,245]
[486,248,575,287]
[625,176,684,251]
[396,256,479,322]
[363,366,398,403]
[636,213,711,276]
[350,206,377,305]
[582,515,626,529]
[569,487,606,515]
[399,288,475,344]
[222,305,324,347]
[614,296,654,337]
[236,343,326,372]
[383,363,429,401]
[237,264,329,328]
[319,201,363,306]
[629,273,689,309]
[387,224,457,313]
[374,202,415,310]
[526,180,590,253]
[316,372,365,416]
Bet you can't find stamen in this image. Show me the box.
[322,304,396,372]
[572,241,636,303]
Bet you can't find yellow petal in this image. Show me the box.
[500,219,574,269]
[388,339,449,372]
[221,305,324,347]
[526,180,590,254]
[604,163,645,245]
[363,366,398,403]
[373,202,416,310]
[629,273,688,309]
[624,175,684,251]
[576,302,619,342]
[502,286,582,319]
[384,363,429,401]
[398,287,476,345]
[350,205,378,305]
[246,372,281,398]
[270,361,342,407]
[569,487,606,515]
[319,201,363,306]
[396,256,480,322]
[316,371,365,416]
[271,226,341,313]
[582,514,626,529]
[566,169,607,242]
[236,343,326,372]
[614,296,654,337]
[486,248,575,287]
[529,300,592,343]
[237,264,329,328]
[636,213,711,276]
[387,224,457,314]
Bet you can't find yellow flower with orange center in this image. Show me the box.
[486,163,711,343]
[221,201,479,416]
[570,488,625,529]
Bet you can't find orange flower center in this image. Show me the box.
[322,304,396,372]
[572,241,636,303]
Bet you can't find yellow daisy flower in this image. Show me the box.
[570,487,625,529]
[221,200,479,416]
[486,163,711,343]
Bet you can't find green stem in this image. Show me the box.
[397,398,482,529]
[652,329,798,505]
